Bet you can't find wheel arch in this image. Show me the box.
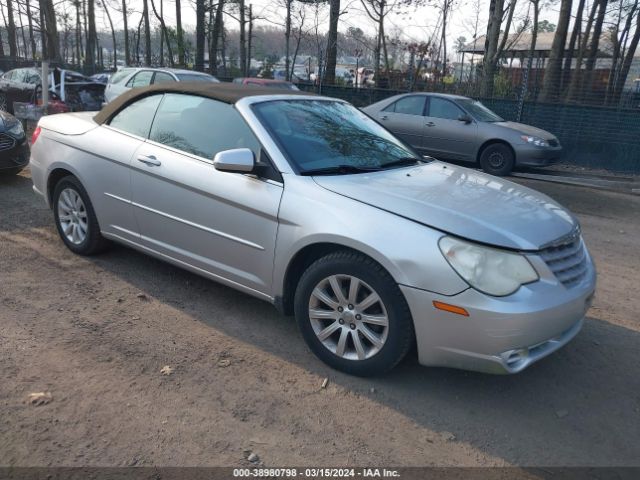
[278,242,400,316]
[47,167,77,206]
[476,139,516,164]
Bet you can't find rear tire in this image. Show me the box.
[52,176,109,255]
[479,143,515,176]
[294,251,414,376]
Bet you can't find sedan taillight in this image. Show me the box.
[31,126,41,145]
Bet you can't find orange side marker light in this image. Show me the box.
[433,301,469,317]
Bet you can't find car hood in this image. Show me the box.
[312,162,578,251]
[493,121,556,139]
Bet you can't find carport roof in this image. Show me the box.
[93,81,314,125]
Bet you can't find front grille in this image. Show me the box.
[0,133,15,151]
[548,139,559,147]
[539,235,588,288]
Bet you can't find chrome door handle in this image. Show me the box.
[137,155,161,166]
[380,115,388,120]
[425,122,435,127]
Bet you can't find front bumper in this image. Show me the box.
[514,144,563,167]
[401,257,596,374]
[0,136,29,171]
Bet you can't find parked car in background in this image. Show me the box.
[90,72,112,84]
[30,83,595,376]
[104,68,220,103]
[0,67,105,113]
[233,77,300,91]
[363,93,563,176]
[0,110,29,175]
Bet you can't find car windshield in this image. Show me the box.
[175,73,218,83]
[457,99,503,122]
[253,100,422,174]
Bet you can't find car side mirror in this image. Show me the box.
[213,148,255,173]
[458,114,472,124]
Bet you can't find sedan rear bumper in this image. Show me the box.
[400,258,596,374]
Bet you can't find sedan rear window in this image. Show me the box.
[109,68,135,84]
[109,94,163,138]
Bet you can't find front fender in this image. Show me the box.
[272,175,468,299]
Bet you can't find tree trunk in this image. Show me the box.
[122,0,130,65]
[86,0,97,73]
[40,0,61,62]
[176,0,185,66]
[482,0,505,96]
[285,0,292,81]
[246,4,252,74]
[210,0,224,74]
[25,0,37,59]
[7,0,18,58]
[561,0,585,90]
[102,0,118,70]
[539,0,572,101]
[195,0,205,71]
[150,0,174,66]
[324,0,340,84]
[142,0,151,65]
[583,0,607,101]
[612,11,640,102]
[239,0,246,75]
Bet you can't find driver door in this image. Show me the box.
[422,96,477,162]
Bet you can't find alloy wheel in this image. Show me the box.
[57,188,88,245]
[308,274,389,361]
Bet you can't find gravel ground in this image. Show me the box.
[1,168,639,468]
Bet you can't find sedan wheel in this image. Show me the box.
[309,274,389,361]
[57,188,89,245]
[479,143,515,176]
[52,176,109,255]
[295,251,414,376]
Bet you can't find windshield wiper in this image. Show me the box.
[300,164,382,176]
[379,157,423,169]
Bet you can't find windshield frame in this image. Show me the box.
[248,97,424,176]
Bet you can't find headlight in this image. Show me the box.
[6,121,24,138]
[521,135,549,147]
[438,236,538,296]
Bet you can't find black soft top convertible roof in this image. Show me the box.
[93,81,314,125]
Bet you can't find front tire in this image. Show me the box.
[479,143,515,176]
[52,176,109,255]
[294,251,414,376]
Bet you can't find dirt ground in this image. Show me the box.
[1,167,639,468]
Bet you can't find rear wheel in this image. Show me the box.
[52,176,109,255]
[479,143,515,176]
[294,251,414,376]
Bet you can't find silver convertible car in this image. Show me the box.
[362,93,563,176]
[30,83,596,376]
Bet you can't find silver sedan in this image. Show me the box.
[30,84,595,375]
[362,93,563,176]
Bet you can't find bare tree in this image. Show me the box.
[150,0,174,66]
[142,0,152,65]
[85,0,97,72]
[482,0,517,95]
[7,0,18,57]
[539,0,572,101]
[175,0,185,65]
[196,0,206,70]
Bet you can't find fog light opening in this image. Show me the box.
[504,348,529,367]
